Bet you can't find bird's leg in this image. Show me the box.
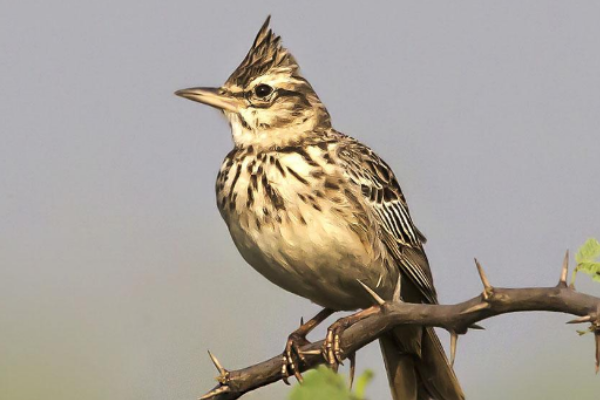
[323,278,399,372]
[282,308,334,384]
[323,306,380,371]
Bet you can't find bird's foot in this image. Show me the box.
[322,308,377,370]
[281,309,334,384]
[322,317,359,387]
[322,318,350,371]
[322,277,399,383]
[281,330,311,384]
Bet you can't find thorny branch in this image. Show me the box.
[200,252,600,400]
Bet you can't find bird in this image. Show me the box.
[176,16,464,400]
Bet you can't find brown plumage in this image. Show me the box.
[176,16,464,400]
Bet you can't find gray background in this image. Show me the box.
[1,1,600,399]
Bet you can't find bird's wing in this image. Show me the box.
[336,137,438,304]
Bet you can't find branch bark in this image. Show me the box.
[200,255,600,400]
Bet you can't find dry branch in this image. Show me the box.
[200,255,600,400]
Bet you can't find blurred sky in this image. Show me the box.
[1,1,600,399]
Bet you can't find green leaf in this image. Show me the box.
[577,261,600,275]
[289,367,351,400]
[288,367,374,400]
[354,369,374,399]
[575,238,600,264]
[569,238,600,334]
[573,238,600,284]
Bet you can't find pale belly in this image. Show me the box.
[216,146,399,310]
[225,202,398,311]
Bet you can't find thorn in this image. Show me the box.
[348,352,356,389]
[596,333,600,374]
[558,250,569,287]
[357,280,386,306]
[199,385,230,400]
[450,331,458,367]
[300,317,304,327]
[393,275,402,302]
[207,350,226,376]
[460,302,491,315]
[474,258,492,298]
[469,324,485,330]
[566,315,592,324]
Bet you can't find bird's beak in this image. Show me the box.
[174,87,239,112]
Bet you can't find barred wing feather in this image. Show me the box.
[337,138,438,304]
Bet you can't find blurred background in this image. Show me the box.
[1,1,600,399]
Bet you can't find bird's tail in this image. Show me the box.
[379,326,464,400]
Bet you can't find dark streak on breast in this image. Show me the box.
[275,159,287,177]
[246,185,254,207]
[287,167,308,185]
[311,170,325,178]
[324,180,340,191]
[322,152,334,165]
[250,174,258,189]
[229,164,242,199]
[295,148,320,167]
[264,177,285,211]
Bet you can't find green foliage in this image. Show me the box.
[288,366,373,400]
[574,238,600,283]
[353,369,374,399]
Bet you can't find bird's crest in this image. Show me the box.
[226,16,299,88]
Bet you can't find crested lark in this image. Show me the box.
[176,16,464,400]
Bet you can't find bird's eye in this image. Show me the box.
[254,84,273,98]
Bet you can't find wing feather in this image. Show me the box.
[336,137,438,304]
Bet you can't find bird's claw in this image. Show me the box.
[282,331,311,384]
[279,309,335,384]
[323,321,348,371]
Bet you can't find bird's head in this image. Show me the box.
[176,16,331,150]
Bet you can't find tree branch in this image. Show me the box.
[200,255,600,400]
